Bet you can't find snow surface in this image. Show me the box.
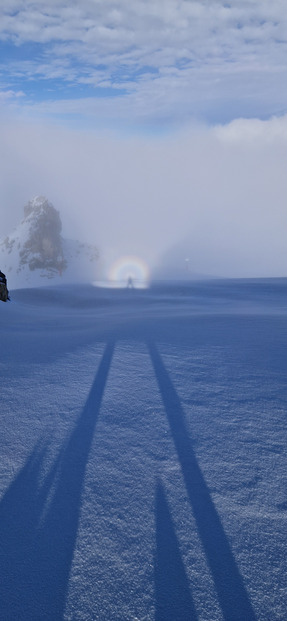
[0,279,286,620]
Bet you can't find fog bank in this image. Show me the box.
[1,115,287,278]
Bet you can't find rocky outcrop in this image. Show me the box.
[18,196,66,275]
[0,196,99,287]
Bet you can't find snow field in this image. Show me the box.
[0,282,286,619]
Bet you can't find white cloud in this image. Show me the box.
[1,1,286,59]
[0,89,24,100]
[1,3,287,277]
[1,113,287,278]
[1,1,287,125]
[215,115,287,143]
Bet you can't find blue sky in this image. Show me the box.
[1,1,287,278]
[1,0,287,128]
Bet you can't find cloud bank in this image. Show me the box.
[1,3,287,278]
[1,114,287,279]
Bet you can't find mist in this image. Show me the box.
[1,114,287,279]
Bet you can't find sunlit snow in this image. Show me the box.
[0,279,286,620]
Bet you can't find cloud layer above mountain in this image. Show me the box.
[1,114,287,278]
[1,1,287,126]
[1,3,287,278]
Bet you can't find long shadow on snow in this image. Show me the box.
[155,478,197,621]
[0,341,114,621]
[148,342,256,621]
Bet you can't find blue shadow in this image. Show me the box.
[149,342,256,621]
[0,341,114,620]
[155,478,197,620]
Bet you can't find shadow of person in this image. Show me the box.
[148,342,256,621]
[155,478,197,620]
[0,342,114,620]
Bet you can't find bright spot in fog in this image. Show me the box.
[110,256,150,283]
[94,256,150,288]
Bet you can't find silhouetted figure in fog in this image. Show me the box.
[127,276,134,289]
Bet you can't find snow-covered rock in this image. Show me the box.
[0,196,99,288]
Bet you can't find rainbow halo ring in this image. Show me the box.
[93,256,149,289]
[106,255,150,288]
[94,256,150,288]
